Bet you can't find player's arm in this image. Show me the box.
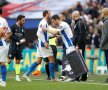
[38,23,49,49]
[5,31,12,40]
[10,25,20,42]
[37,23,47,43]
[19,27,26,44]
[45,26,59,35]
[0,27,3,38]
[3,20,12,39]
[42,26,59,49]
[0,24,12,39]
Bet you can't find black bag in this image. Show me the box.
[62,50,88,79]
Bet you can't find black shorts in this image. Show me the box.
[43,57,49,62]
[8,48,23,60]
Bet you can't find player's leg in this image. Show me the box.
[26,57,42,76]
[6,59,11,70]
[58,48,66,81]
[23,57,42,81]
[0,45,8,87]
[50,45,58,71]
[15,59,21,81]
[48,56,55,80]
[6,47,15,70]
[15,50,23,81]
[42,46,55,80]
[32,57,51,80]
[0,62,7,87]
[32,64,42,76]
[23,47,42,81]
[25,47,42,76]
[44,58,51,80]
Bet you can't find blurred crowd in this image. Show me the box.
[27,0,108,49]
[58,0,108,50]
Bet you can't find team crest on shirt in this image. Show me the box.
[22,29,24,32]
[9,54,12,57]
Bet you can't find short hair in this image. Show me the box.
[72,11,80,16]
[43,10,49,17]
[51,15,60,20]
[17,15,25,21]
[60,12,67,18]
[102,8,108,16]
[0,8,2,15]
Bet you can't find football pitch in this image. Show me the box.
[1,71,108,90]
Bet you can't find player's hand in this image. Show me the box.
[75,46,79,52]
[44,42,49,49]
[79,49,82,54]
[16,42,20,45]
[20,38,26,44]
[75,46,82,54]
[55,35,61,38]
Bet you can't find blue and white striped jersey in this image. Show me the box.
[57,21,74,49]
[0,17,11,46]
[37,19,49,47]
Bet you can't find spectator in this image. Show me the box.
[100,8,108,82]
[72,11,87,81]
[76,1,83,13]
[88,4,99,19]
[103,0,108,7]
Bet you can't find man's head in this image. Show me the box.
[17,15,25,26]
[43,10,51,20]
[0,8,2,15]
[59,13,67,21]
[102,8,108,18]
[72,11,80,20]
[51,15,60,26]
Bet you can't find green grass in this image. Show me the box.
[1,71,108,90]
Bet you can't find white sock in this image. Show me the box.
[16,75,19,78]
[1,81,6,84]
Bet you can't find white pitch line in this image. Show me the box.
[33,79,108,86]
[87,80,94,82]
[6,77,108,86]
[78,82,108,86]
[33,79,44,81]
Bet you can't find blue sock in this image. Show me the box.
[1,65,7,81]
[26,62,39,76]
[49,63,55,79]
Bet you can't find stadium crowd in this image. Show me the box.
[23,0,107,50]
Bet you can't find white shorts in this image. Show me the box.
[36,46,53,58]
[0,40,9,62]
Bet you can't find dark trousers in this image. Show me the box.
[104,50,108,69]
[62,48,66,76]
